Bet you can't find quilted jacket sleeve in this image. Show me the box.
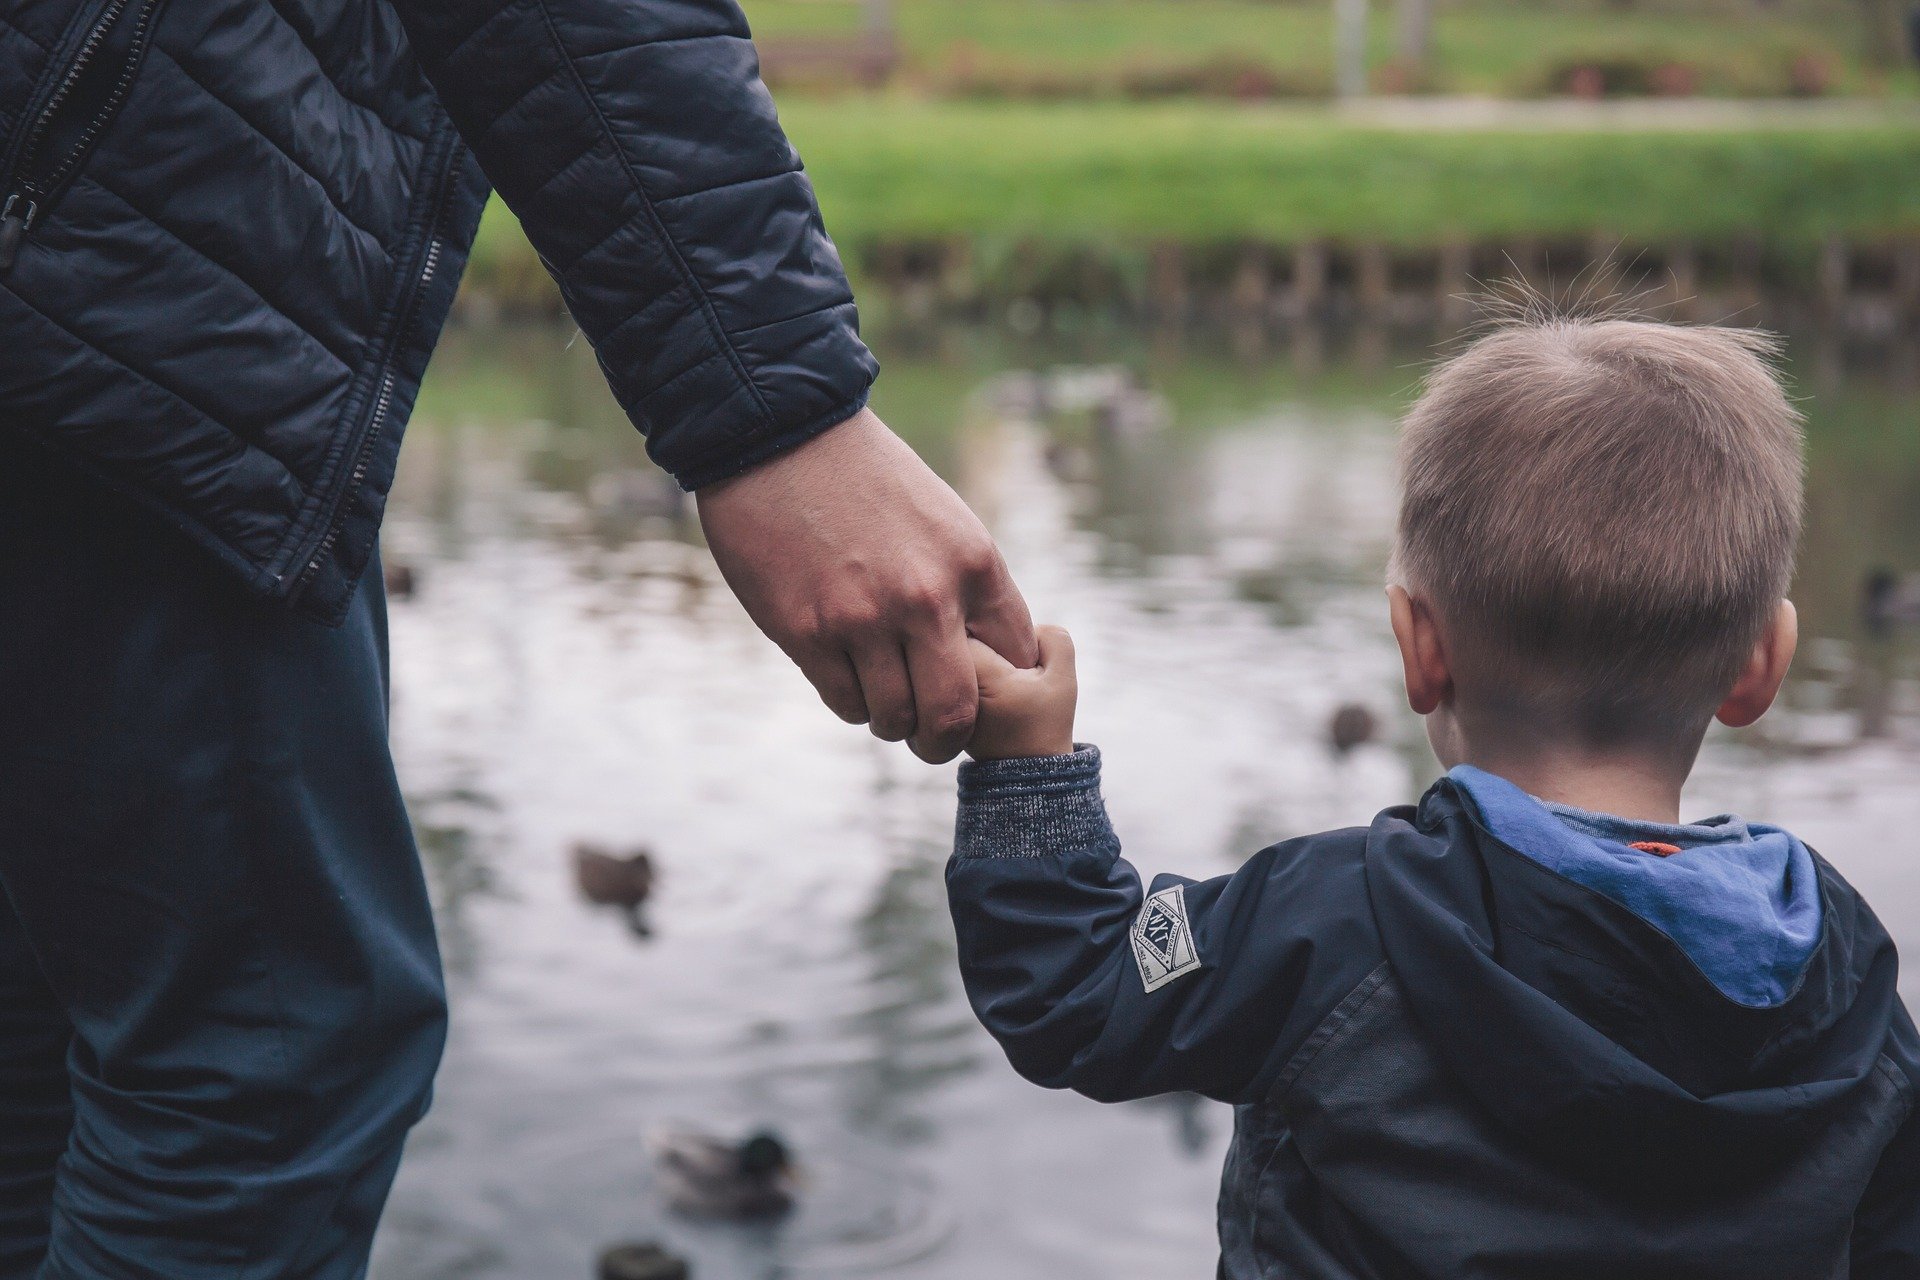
[389,0,878,489]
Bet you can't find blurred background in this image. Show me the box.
[369,4,1920,1275]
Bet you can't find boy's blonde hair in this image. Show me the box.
[1393,317,1804,748]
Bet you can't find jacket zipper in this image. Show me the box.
[0,0,164,272]
[290,223,447,598]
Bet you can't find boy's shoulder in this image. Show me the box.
[1218,808,1428,934]
[1189,819,1393,999]
[1227,821,1380,914]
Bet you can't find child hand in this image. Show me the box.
[966,625,1078,761]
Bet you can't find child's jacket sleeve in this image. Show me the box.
[946,745,1383,1107]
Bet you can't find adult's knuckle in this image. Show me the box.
[927,700,977,739]
[791,609,832,648]
[899,579,949,620]
[871,712,915,742]
[958,538,1001,582]
[819,593,879,639]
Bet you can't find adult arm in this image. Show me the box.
[389,0,1034,759]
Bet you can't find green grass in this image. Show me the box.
[784,103,1920,243]
[742,0,1914,97]
[463,104,1920,302]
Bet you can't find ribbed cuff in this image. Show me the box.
[954,745,1117,860]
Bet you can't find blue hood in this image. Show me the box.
[1449,765,1823,1008]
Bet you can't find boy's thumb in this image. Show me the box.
[968,636,1018,677]
[1036,625,1075,675]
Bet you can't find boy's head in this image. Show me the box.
[1388,316,1804,771]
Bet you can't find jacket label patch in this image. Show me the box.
[1131,884,1201,993]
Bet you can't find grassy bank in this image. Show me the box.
[785,103,1920,243]
[466,104,1920,305]
[742,0,1915,99]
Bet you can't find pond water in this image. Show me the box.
[368,321,1920,1280]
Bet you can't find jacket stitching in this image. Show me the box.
[653,164,804,208]
[1247,1121,1293,1280]
[0,12,51,54]
[1877,1054,1915,1120]
[1270,963,1393,1103]
[571,31,746,60]
[470,60,566,148]
[526,0,776,428]
[260,0,433,144]
[671,388,872,490]
[552,195,648,279]
[3,276,305,470]
[586,281,693,357]
[76,175,360,372]
[635,348,728,406]
[725,297,857,341]
[523,134,608,220]
[1501,918,1608,966]
[149,45,396,255]
[0,282,307,496]
[436,0,533,77]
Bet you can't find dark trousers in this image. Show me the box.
[0,450,445,1278]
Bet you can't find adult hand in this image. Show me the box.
[696,408,1037,763]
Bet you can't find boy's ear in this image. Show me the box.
[1388,585,1452,716]
[1716,599,1799,730]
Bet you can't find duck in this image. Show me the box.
[1327,703,1379,757]
[596,1242,690,1280]
[651,1128,800,1221]
[1864,568,1920,637]
[572,843,656,936]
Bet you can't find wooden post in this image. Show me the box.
[1438,237,1473,327]
[1149,242,1189,324]
[1291,241,1329,319]
[1229,245,1271,322]
[1723,235,1764,322]
[1666,241,1698,320]
[1818,236,1850,317]
[1893,237,1920,326]
[1357,242,1393,319]
[937,238,976,313]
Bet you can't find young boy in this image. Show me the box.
[947,317,1920,1278]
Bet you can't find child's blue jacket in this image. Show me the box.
[947,746,1920,1279]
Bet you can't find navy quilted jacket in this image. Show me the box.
[0,0,876,622]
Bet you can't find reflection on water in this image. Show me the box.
[369,323,1920,1280]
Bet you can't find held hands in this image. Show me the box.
[966,626,1078,761]
[696,409,1038,764]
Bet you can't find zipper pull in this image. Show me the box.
[0,194,38,272]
